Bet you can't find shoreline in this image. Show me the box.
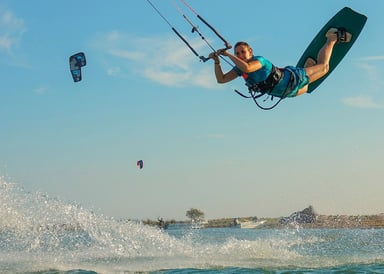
[144,213,384,229]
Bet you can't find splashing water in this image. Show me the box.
[1,176,383,273]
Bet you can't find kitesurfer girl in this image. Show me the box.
[209,28,351,98]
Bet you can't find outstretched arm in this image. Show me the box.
[209,52,238,83]
[218,49,262,73]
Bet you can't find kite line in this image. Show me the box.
[180,0,231,50]
[146,0,232,64]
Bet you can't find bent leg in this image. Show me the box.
[304,28,352,84]
[298,29,351,96]
[297,39,335,96]
[304,37,337,83]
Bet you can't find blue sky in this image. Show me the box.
[1,0,383,220]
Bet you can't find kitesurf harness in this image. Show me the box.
[243,65,283,93]
[235,65,292,110]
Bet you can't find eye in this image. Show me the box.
[235,50,247,56]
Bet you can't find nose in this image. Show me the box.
[235,50,247,58]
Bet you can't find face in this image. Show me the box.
[235,45,252,61]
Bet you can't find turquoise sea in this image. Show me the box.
[1,180,383,274]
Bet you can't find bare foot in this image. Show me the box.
[326,28,352,43]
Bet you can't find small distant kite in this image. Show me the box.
[137,160,144,169]
[69,52,86,82]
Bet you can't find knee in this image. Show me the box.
[321,63,330,74]
[312,63,330,77]
[306,63,330,83]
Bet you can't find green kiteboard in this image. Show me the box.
[296,7,367,93]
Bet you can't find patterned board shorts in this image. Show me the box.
[285,66,310,97]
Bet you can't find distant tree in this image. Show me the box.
[186,208,205,222]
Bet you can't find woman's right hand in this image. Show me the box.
[209,52,219,62]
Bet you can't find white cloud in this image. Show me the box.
[352,56,384,103]
[342,95,383,109]
[106,66,122,76]
[108,49,145,61]
[357,62,381,83]
[0,9,26,53]
[359,55,384,61]
[34,86,49,95]
[90,31,219,89]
